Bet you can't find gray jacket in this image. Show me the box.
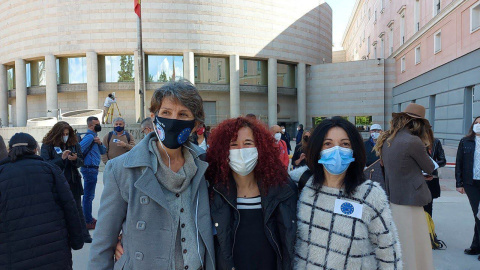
[88,133,215,270]
[381,128,435,206]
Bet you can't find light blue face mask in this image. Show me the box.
[318,146,355,175]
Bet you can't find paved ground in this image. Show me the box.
[72,163,480,269]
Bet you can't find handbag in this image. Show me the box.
[363,159,386,191]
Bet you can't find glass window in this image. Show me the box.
[7,68,14,90]
[193,56,228,84]
[38,61,46,86]
[147,55,183,82]
[401,56,406,72]
[472,2,480,33]
[355,116,372,131]
[277,63,296,88]
[415,46,421,64]
[56,59,60,84]
[240,59,267,86]
[434,30,442,53]
[105,55,135,83]
[26,63,31,87]
[68,57,87,83]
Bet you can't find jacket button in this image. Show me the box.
[176,193,180,197]
[180,208,184,213]
[182,238,186,242]
[184,266,189,269]
[140,196,150,205]
[135,251,144,260]
[215,223,219,227]
[181,223,185,228]
[136,221,146,230]
[183,249,187,254]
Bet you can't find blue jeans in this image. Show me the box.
[81,167,99,224]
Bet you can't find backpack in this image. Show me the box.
[107,131,131,150]
[425,211,447,250]
[75,130,95,158]
[298,169,313,192]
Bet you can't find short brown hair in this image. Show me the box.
[149,80,205,124]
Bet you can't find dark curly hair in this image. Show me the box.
[206,117,287,194]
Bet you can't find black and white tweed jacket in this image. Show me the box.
[290,167,402,270]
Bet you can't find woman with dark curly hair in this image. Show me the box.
[206,117,298,270]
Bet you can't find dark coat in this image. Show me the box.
[295,129,304,145]
[0,155,84,270]
[210,178,298,270]
[292,144,306,169]
[281,132,291,152]
[41,143,84,198]
[0,135,7,161]
[456,136,476,188]
[427,138,446,198]
[381,128,435,206]
[364,138,379,167]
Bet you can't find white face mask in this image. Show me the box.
[63,135,69,143]
[371,132,380,140]
[274,133,282,142]
[474,124,480,134]
[282,129,286,133]
[229,147,259,176]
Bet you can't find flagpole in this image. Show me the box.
[137,3,145,121]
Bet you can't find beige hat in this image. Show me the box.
[393,103,427,119]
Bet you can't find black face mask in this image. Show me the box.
[153,116,195,149]
[94,124,102,132]
[303,136,309,143]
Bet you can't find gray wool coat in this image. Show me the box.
[88,133,215,270]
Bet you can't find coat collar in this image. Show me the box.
[0,154,43,166]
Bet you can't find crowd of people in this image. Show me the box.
[0,80,479,269]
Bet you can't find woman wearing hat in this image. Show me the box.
[375,103,436,270]
[0,132,84,269]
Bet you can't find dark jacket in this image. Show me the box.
[0,155,84,270]
[281,132,291,152]
[0,135,7,161]
[364,138,379,167]
[41,143,84,197]
[291,144,306,169]
[427,138,446,198]
[295,129,304,145]
[381,128,435,206]
[210,178,298,270]
[456,136,476,188]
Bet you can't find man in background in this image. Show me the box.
[101,117,135,164]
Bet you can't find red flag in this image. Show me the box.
[134,0,141,18]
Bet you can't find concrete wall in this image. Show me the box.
[393,48,480,146]
[306,58,394,129]
[0,0,332,66]
[332,50,347,63]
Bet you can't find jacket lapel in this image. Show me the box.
[133,167,173,216]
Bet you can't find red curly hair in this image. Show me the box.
[206,117,288,194]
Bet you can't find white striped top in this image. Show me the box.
[236,196,261,210]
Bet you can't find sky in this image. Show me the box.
[325,0,356,51]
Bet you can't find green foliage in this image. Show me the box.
[118,55,134,82]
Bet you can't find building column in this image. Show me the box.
[134,50,148,122]
[0,65,8,127]
[229,55,240,118]
[297,63,306,127]
[15,59,27,127]
[45,54,58,118]
[268,58,277,127]
[183,52,195,84]
[86,51,99,109]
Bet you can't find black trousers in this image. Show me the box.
[74,193,90,239]
[424,201,433,217]
[464,181,480,250]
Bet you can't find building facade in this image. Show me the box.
[0,0,333,130]
[341,0,480,145]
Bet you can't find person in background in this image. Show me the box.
[375,103,435,270]
[88,80,215,270]
[140,117,154,136]
[245,113,257,121]
[424,129,446,218]
[295,124,304,144]
[206,117,297,270]
[205,126,211,138]
[365,124,382,167]
[291,128,311,169]
[290,117,401,269]
[191,123,208,151]
[41,121,92,243]
[456,116,480,260]
[101,117,135,164]
[280,125,292,154]
[0,135,7,160]
[102,93,116,124]
[0,133,84,270]
[80,116,107,230]
[271,125,289,169]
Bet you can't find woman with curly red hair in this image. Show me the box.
[206,117,298,270]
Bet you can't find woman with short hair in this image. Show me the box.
[290,117,401,269]
[206,117,298,270]
[88,80,215,270]
[0,132,84,269]
[41,121,91,243]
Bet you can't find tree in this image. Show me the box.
[118,55,134,82]
[158,70,168,82]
